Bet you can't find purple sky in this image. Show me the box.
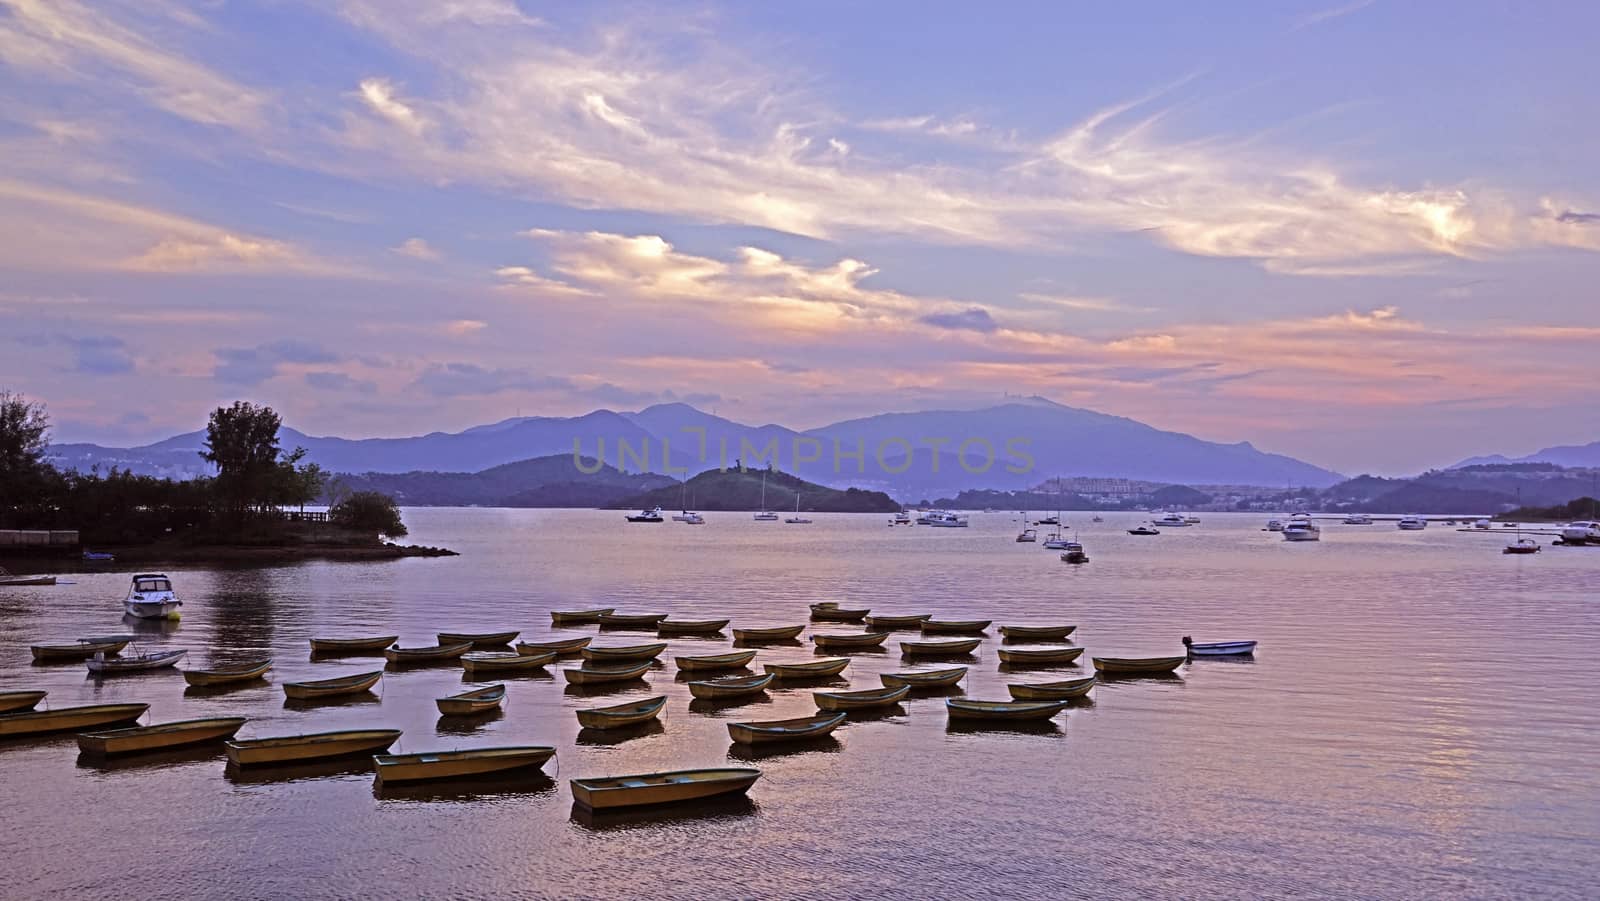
[2,1,1598,475]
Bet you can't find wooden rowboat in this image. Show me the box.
[728,713,846,745]
[0,690,47,714]
[437,630,521,647]
[308,635,398,654]
[562,661,652,685]
[77,716,247,756]
[30,635,133,661]
[919,619,992,634]
[384,642,472,663]
[86,649,186,674]
[809,604,869,622]
[0,703,149,738]
[550,608,614,625]
[945,698,1071,721]
[0,575,55,586]
[225,729,401,766]
[813,684,909,711]
[183,658,272,687]
[582,643,668,663]
[1182,637,1258,657]
[763,658,850,679]
[570,767,762,810]
[880,667,967,688]
[281,670,382,700]
[1000,624,1077,640]
[374,745,555,783]
[435,684,506,715]
[596,613,668,629]
[687,673,774,700]
[863,613,932,629]
[675,650,757,672]
[1092,655,1186,676]
[900,638,982,656]
[461,651,556,674]
[810,632,889,650]
[732,624,805,642]
[656,618,731,635]
[1008,676,1097,700]
[575,695,668,730]
[997,646,1084,665]
[516,637,593,656]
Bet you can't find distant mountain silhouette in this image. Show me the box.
[1452,439,1600,470]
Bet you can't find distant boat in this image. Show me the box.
[1091,516,1104,523]
[1397,514,1428,531]
[1182,637,1257,657]
[1263,518,1286,532]
[576,696,667,730]
[1153,513,1191,528]
[122,573,181,620]
[0,568,55,586]
[435,684,506,716]
[754,472,779,521]
[1034,515,1060,526]
[82,550,115,562]
[1473,518,1492,530]
[1281,514,1321,542]
[891,511,912,525]
[1342,514,1373,525]
[569,767,761,810]
[1015,528,1038,543]
[626,506,665,523]
[945,698,1070,722]
[1559,521,1600,545]
[1505,538,1542,554]
[1092,655,1185,675]
[1059,543,1088,564]
[375,746,554,784]
[1127,525,1160,536]
[785,494,812,524]
[87,648,186,675]
[671,481,701,523]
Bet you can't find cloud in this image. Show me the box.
[357,78,425,135]
[443,319,486,336]
[304,371,377,393]
[1292,0,1378,31]
[213,341,339,385]
[410,363,572,397]
[919,307,999,332]
[1018,292,1153,314]
[51,334,136,375]
[391,237,441,260]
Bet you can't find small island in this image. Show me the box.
[612,465,901,514]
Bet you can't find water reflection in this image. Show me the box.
[726,736,843,761]
[944,719,1064,737]
[207,568,278,658]
[568,796,759,831]
[673,668,753,683]
[435,710,505,735]
[687,694,775,715]
[375,771,556,803]
[732,639,803,650]
[575,721,666,746]
[282,692,380,711]
[77,744,224,773]
[997,661,1085,674]
[224,759,373,785]
[562,681,648,698]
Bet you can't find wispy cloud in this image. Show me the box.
[391,237,440,261]
[1292,0,1378,32]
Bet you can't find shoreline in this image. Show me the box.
[0,542,457,569]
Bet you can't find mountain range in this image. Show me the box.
[47,397,1346,496]
[1452,440,1600,470]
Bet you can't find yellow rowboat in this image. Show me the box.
[810,632,889,650]
[763,658,850,679]
[461,651,556,675]
[732,624,805,642]
[183,658,272,687]
[571,767,762,810]
[728,713,846,745]
[809,605,869,622]
[0,703,148,738]
[435,684,506,716]
[384,642,472,663]
[562,661,653,685]
[919,619,992,634]
[997,646,1084,665]
[582,643,668,663]
[675,650,757,672]
[900,638,982,657]
[308,635,398,654]
[29,635,134,661]
[77,716,247,756]
[225,729,401,766]
[687,673,774,700]
[813,684,910,711]
[596,613,668,629]
[516,637,592,656]
[880,667,967,688]
[656,618,731,635]
[375,746,555,784]
[550,608,614,625]
[863,613,931,629]
[437,630,521,647]
[0,690,47,714]
[1008,676,1097,700]
[281,670,382,700]
[945,698,1071,721]
[575,695,667,730]
[1000,624,1077,640]
[1092,655,1185,676]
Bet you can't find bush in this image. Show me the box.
[330,491,407,538]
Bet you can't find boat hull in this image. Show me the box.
[570,768,761,810]
[997,646,1084,665]
[1092,655,1186,675]
[596,614,668,629]
[517,637,593,656]
[183,659,272,686]
[733,625,805,642]
[123,600,182,620]
[946,698,1070,721]
[809,608,870,622]
[562,662,652,685]
[880,667,966,688]
[281,670,383,700]
[375,746,555,783]
[810,632,889,650]
[1007,677,1096,700]
[687,674,774,699]
[77,717,247,756]
[549,609,614,625]
[1184,641,1257,657]
[384,642,472,664]
[656,619,731,635]
[582,643,669,663]
[461,651,556,674]
[0,690,47,714]
[901,639,982,657]
[728,714,846,745]
[30,638,131,661]
[0,703,149,737]
[435,685,506,715]
[764,658,850,679]
[863,614,932,630]
[86,650,186,674]
[919,620,992,634]
[575,696,668,730]
[999,625,1077,640]
[308,636,398,653]
[813,685,909,711]
[226,729,402,766]
[437,631,521,647]
[0,576,55,586]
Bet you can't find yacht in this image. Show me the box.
[1281,515,1321,542]
[1184,514,1201,524]
[1059,540,1089,564]
[1264,518,1286,532]
[891,511,912,525]
[123,574,182,620]
[1397,515,1428,531]
[1016,528,1038,543]
[925,510,969,528]
[753,473,779,520]
[1472,518,1492,530]
[626,506,665,523]
[680,511,705,525]
[1127,524,1160,536]
[1342,514,1373,525]
[1034,514,1060,526]
[1153,512,1192,528]
[1560,521,1600,545]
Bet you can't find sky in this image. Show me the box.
[2,0,1598,476]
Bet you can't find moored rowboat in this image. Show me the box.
[919,619,992,634]
[810,632,889,650]
[0,703,148,737]
[996,646,1084,665]
[656,618,731,635]
[1182,637,1258,657]
[77,716,247,756]
[437,630,521,647]
[945,698,1070,721]
[687,673,774,700]
[1007,676,1096,700]
[582,643,669,663]
[879,667,966,688]
[0,690,47,714]
[30,636,133,661]
[728,713,846,745]
[281,670,382,700]
[763,658,850,679]
[999,624,1077,640]
[562,661,652,685]
[384,642,472,663]
[549,608,614,625]
[1092,655,1186,676]
[461,651,556,674]
[375,746,555,783]
[732,624,805,642]
[813,684,910,711]
[570,767,762,810]
[900,638,982,657]
[596,613,668,629]
[86,649,186,674]
[863,613,932,630]
[435,684,505,716]
[674,650,757,672]
[183,658,272,687]
[309,635,398,654]
[225,729,402,766]
[809,604,870,622]
[575,696,667,730]
[516,637,593,656]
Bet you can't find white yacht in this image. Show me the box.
[1342,514,1373,525]
[891,511,912,525]
[925,510,969,528]
[1472,518,1492,530]
[1153,512,1192,528]
[1016,528,1038,543]
[1281,515,1321,542]
[1264,518,1286,532]
[680,511,705,525]
[1560,521,1600,544]
[1397,514,1428,531]
[626,506,665,523]
[123,573,182,620]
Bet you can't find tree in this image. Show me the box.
[330,491,407,538]
[202,401,283,512]
[0,390,51,481]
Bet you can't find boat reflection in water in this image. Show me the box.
[376,772,557,804]
[435,709,506,736]
[576,720,667,747]
[569,795,759,831]
[224,758,375,785]
[726,735,844,762]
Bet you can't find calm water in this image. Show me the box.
[2,511,1597,900]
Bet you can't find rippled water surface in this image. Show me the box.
[3,510,1598,900]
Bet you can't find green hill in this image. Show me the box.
[336,455,676,507]
[614,467,899,513]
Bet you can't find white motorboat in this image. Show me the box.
[1281,515,1321,542]
[1264,518,1286,532]
[925,510,968,528]
[1559,521,1600,545]
[1016,528,1037,543]
[892,511,912,525]
[1127,524,1160,536]
[1059,541,1088,564]
[1153,512,1192,528]
[1397,514,1427,531]
[1342,514,1373,525]
[123,574,182,620]
[626,506,665,523]
[680,512,705,525]
[1042,531,1074,549]
[1472,518,1492,530]
[1184,515,1201,524]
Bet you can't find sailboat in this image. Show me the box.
[1041,481,1073,548]
[1504,489,1539,554]
[785,494,812,524]
[753,472,779,521]
[671,480,701,522]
